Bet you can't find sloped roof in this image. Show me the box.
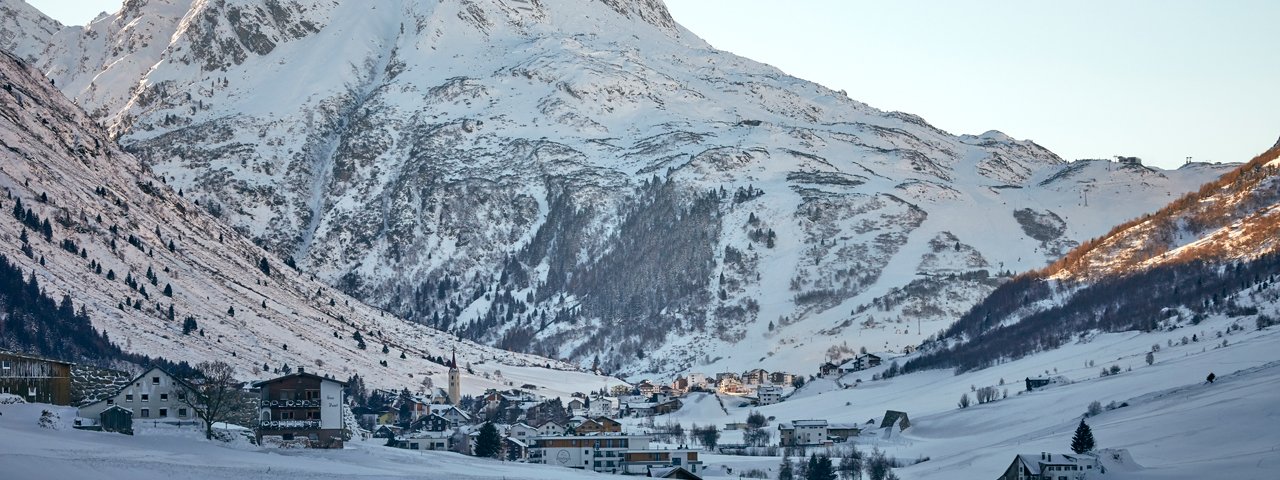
[250,371,346,387]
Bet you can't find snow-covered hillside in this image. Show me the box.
[1047,145,1280,280]
[0,49,620,396]
[0,402,606,479]
[7,0,1236,377]
[625,306,1280,479]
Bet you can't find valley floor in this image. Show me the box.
[0,403,603,480]
[2,313,1276,479]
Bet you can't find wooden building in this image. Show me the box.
[0,351,73,405]
[99,405,134,435]
[252,371,346,448]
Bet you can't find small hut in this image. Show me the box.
[100,405,134,435]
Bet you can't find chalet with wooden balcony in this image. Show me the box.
[252,371,346,448]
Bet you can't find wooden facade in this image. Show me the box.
[252,372,346,448]
[0,351,73,405]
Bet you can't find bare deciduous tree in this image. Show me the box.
[182,361,246,440]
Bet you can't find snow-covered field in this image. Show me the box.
[627,311,1280,479]
[0,403,604,480]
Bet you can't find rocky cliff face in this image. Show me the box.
[8,0,1236,375]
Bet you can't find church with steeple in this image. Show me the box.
[448,349,461,406]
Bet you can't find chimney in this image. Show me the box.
[298,366,305,374]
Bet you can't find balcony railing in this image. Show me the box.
[258,420,323,430]
[260,399,321,408]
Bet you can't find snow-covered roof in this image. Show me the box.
[1014,453,1099,475]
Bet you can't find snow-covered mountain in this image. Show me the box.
[8,0,1236,377]
[0,49,618,397]
[903,144,1280,374]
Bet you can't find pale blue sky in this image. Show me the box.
[28,0,1279,169]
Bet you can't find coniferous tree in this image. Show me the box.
[475,422,502,458]
[807,453,836,480]
[1071,419,1096,454]
[778,457,795,480]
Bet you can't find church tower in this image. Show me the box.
[448,349,461,406]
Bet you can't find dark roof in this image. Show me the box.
[0,350,75,366]
[880,410,909,429]
[251,371,347,387]
[650,466,703,479]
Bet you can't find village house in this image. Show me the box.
[508,422,539,442]
[855,353,882,370]
[252,371,346,448]
[653,398,683,415]
[621,448,705,476]
[427,404,472,427]
[395,430,452,451]
[505,436,530,461]
[715,372,740,383]
[611,384,633,397]
[575,416,623,434]
[566,397,586,415]
[537,420,566,436]
[778,420,829,446]
[637,380,660,397]
[671,375,690,394]
[410,413,451,432]
[827,422,862,442]
[769,371,795,386]
[530,434,652,474]
[742,368,769,385]
[996,452,1103,480]
[625,401,656,417]
[686,373,709,388]
[78,367,200,427]
[0,351,72,405]
[717,376,751,395]
[757,385,784,405]
[818,362,841,377]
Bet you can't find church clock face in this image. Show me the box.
[556,449,571,464]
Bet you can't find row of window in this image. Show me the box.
[136,408,188,418]
[108,391,185,404]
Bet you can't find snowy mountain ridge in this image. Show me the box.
[0,49,618,397]
[6,0,1237,377]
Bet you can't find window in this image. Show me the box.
[159,408,168,417]
[107,398,114,405]
[1,360,10,369]
[410,443,419,450]
[152,376,161,385]
[141,394,149,402]
[178,408,187,417]
[125,394,134,402]
[177,392,186,400]
[280,411,294,420]
[160,393,169,401]
[140,408,150,418]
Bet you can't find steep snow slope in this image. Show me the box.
[0,0,59,63]
[0,50,619,396]
[1047,145,1280,280]
[10,0,1235,376]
